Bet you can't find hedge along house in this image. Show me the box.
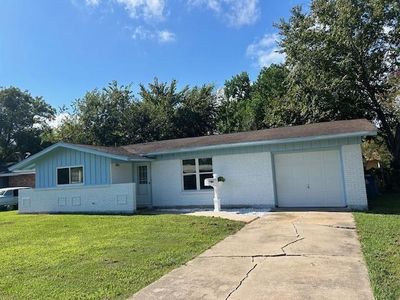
[10,119,376,214]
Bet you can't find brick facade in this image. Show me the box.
[8,174,35,188]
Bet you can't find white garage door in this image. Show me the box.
[274,150,345,207]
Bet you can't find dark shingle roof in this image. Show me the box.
[121,119,376,155]
[9,119,377,171]
[72,143,143,159]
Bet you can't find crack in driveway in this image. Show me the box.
[281,222,304,255]
[200,222,307,260]
[294,222,356,230]
[225,263,258,300]
[130,213,374,300]
[292,222,300,236]
[223,221,306,299]
[319,224,356,230]
[281,237,305,254]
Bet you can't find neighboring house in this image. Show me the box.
[0,163,35,188]
[10,119,376,214]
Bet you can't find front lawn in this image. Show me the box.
[0,212,244,300]
[354,193,400,300]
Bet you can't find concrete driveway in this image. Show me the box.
[130,212,373,300]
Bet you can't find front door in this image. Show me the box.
[136,163,151,207]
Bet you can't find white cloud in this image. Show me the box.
[158,30,176,43]
[188,0,260,27]
[85,0,100,6]
[131,25,152,39]
[188,0,221,12]
[131,26,176,43]
[246,33,285,68]
[82,0,259,26]
[47,113,69,129]
[83,0,165,20]
[116,0,165,20]
[226,0,259,27]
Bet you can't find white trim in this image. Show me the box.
[110,161,113,184]
[56,165,84,186]
[10,142,152,172]
[32,183,114,191]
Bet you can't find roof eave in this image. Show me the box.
[0,170,36,177]
[9,142,148,171]
[145,131,377,156]
[126,157,154,162]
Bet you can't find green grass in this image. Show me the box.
[354,193,400,300]
[0,212,244,300]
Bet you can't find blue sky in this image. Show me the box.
[0,0,307,109]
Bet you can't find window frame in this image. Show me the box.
[56,165,84,186]
[181,158,213,192]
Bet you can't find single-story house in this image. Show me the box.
[10,119,376,214]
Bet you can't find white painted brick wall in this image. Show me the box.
[151,152,275,207]
[341,144,368,209]
[214,152,275,206]
[19,183,136,214]
[151,159,214,207]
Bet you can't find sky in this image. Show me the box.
[0,0,308,109]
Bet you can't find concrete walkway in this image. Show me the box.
[130,212,373,300]
[184,210,262,223]
[152,208,270,223]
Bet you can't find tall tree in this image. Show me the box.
[278,0,400,170]
[138,78,217,141]
[176,84,217,138]
[54,81,134,146]
[251,64,291,128]
[138,79,186,141]
[217,72,253,133]
[0,87,55,162]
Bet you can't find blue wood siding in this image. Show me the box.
[154,136,361,160]
[35,148,111,188]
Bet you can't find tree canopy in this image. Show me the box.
[51,79,217,146]
[0,87,55,162]
[278,0,400,170]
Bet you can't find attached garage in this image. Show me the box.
[274,149,345,207]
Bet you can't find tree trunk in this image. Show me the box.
[392,123,400,170]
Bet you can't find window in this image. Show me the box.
[4,190,13,197]
[57,168,70,185]
[182,158,213,191]
[182,159,196,190]
[70,167,83,184]
[138,166,148,184]
[57,166,83,185]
